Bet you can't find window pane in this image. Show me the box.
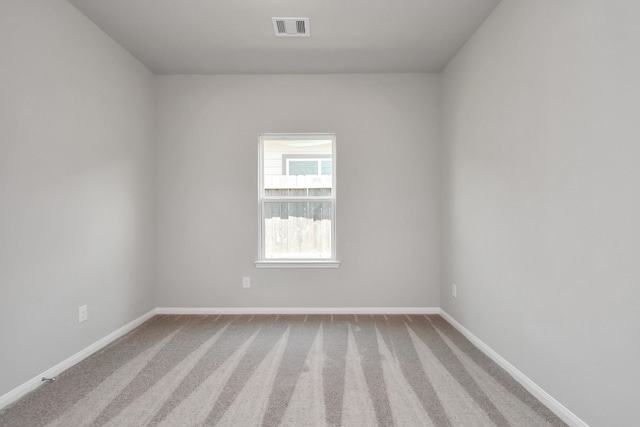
[264,201,332,259]
[263,139,332,196]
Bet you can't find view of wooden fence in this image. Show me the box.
[264,174,332,190]
[264,216,331,258]
[263,174,333,258]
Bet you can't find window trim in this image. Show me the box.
[255,133,340,269]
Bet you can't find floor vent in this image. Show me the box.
[272,18,310,37]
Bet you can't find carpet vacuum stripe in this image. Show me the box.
[0,315,567,427]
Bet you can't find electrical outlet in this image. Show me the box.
[242,277,250,288]
[452,284,457,298]
[79,305,88,323]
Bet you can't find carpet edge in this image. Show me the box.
[438,309,589,427]
[0,308,157,411]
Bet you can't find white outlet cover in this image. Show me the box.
[79,305,88,323]
[242,277,250,288]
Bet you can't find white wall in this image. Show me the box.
[441,1,640,426]
[0,0,155,398]
[155,74,440,308]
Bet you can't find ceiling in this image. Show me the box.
[67,0,501,75]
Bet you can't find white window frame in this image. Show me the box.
[255,133,340,269]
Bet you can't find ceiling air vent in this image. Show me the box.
[272,17,310,37]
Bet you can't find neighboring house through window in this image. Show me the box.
[284,155,332,177]
[256,134,339,268]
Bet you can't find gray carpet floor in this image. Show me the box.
[0,314,567,426]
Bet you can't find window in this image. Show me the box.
[256,134,339,268]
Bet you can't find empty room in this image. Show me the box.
[1,1,638,426]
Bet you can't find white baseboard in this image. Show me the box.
[0,308,157,411]
[156,307,440,315]
[438,309,589,427]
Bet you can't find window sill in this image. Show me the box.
[254,260,341,269]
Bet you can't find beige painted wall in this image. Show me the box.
[441,1,640,425]
[155,74,441,308]
[0,0,155,398]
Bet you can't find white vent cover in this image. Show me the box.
[272,17,310,37]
